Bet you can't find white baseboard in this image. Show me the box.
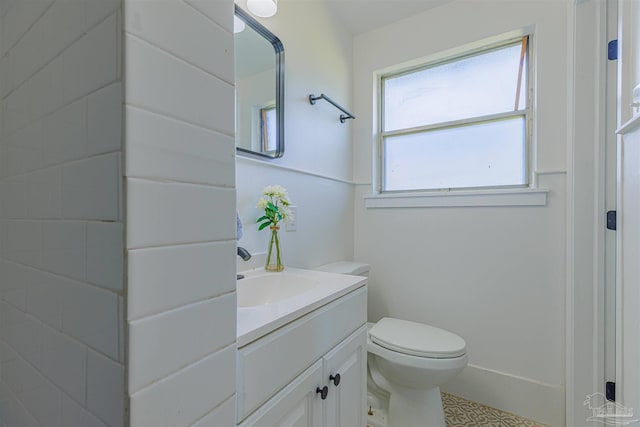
[441,364,565,427]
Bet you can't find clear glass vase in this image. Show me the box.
[265,225,284,272]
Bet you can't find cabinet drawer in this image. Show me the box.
[237,286,367,422]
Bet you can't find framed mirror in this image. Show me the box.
[234,5,284,159]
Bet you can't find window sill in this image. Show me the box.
[364,187,548,208]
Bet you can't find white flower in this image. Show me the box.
[280,206,293,222]
[257,184,294,226]
[257,197,269,209]
[262,185,289,202]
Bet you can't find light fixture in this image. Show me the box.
[233,15,245,33]
[246,0,277,18]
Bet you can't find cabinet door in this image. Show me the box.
[237,287,367,421]
[240,360,324,427]
[323,325,367,427]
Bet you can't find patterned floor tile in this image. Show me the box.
[442,393,548,427]
[500,412,549,427]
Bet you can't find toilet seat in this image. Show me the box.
[369,317,466,359]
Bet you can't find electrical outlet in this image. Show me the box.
[285,206,297,232]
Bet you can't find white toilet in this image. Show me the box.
[317,261,468,427]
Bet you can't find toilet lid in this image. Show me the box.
[369,317,466,359]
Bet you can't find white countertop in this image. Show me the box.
[236,267,367,347]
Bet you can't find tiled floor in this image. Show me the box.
[442,393,549,427]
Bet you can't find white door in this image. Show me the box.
[323,326,367,427]
[604,0,618,389]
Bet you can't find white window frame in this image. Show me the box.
[367,34,548,208]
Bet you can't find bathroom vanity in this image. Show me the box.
[236,268,367,426]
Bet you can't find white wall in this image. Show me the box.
[123,0,237,425]
[616,120,640,427]
[0,0,125,426]
[568,1,610,425]
[235,0,354,271]
[619,0,640,123]
[353,2,569,425]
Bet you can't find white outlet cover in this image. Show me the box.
[286,206,297,231]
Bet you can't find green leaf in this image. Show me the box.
[256,215,269,223]
[258,222,272,231]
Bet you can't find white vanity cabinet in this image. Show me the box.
[237,286,367,427]
[323,326,368,427]
[238,359,324,427]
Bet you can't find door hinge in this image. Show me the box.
[606,381,616,402]
[607,211,616,230]
[608,39,618,61]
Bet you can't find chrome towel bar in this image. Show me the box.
[308,93,355,123]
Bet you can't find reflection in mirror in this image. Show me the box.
[234,5,284,159]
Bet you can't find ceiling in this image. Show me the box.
[322,0,452,35]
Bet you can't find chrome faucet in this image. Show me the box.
[237,246,251,279]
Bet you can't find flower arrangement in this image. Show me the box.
[257,185,293,271]
[256,185,293,230]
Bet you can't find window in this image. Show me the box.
[260,105,277,152]
[380,37,530,192]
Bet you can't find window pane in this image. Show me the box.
[383,43,527,132]
[384,117,526,191]
[261,107,277,152]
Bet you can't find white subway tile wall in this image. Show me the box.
[86,349,125,427]
[123,0,236,425]
[130,346,235,426]
[0,0,124,426]
[125,106,235,187]
[190,396,235,427]
[127,178,235,248]
[128,294,236,392]
[127,240,236,320]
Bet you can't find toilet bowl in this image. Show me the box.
[316,262,468,427]
[367,318,467,427]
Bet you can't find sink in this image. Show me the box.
[237,273,320,307]
[236,267,367,347]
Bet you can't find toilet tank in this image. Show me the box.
[316,261,370,277]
